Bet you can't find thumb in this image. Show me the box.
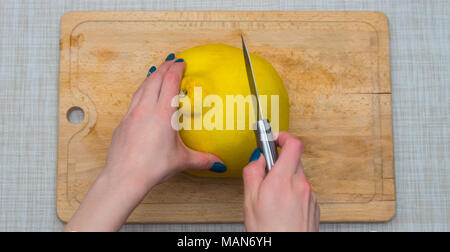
[184,148,227,173]
[243,149,266,199]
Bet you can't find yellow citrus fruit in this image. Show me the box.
[176,44,289,178]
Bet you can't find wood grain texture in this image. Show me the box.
[57,11,395,223]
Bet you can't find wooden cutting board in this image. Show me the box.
[57,11,395,223]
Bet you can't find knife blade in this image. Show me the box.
[241,35,279,173]
[241,35,265,121]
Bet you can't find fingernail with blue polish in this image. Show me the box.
[165,53,175,61]
[210,162,227,173]
[249,148,261,163]
[175,58,184,63]
[147,66,157,77]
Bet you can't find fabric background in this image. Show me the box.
[0,0,448,232]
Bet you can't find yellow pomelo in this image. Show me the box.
[176,44,289,178]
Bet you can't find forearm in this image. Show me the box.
[63,170,149,232]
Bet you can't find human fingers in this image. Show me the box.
[157,58,186,115]
[270,132,303,176]
[243,149,266,201]
[138,53,177,108]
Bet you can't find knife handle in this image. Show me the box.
[255,119,279,173]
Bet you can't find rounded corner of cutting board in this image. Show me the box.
[371,11,390,27]
[381,201,397,223]
[56,201,74,224]
[60,11,89,34]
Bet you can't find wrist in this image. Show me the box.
[64,172,139,232]
[98,167,154,209]
[66,163,163,231]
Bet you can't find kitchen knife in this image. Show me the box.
[241,35,279,173]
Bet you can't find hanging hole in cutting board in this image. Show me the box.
[67,107,85,124]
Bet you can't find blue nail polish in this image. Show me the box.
[249,148,261,163]
[166,53,175,61]
[175,58,184,63]
[147,66,157,77]
[210,162,227,173]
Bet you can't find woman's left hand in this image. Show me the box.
[64,54,225,232]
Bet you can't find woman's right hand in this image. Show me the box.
[243,132,320,232]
